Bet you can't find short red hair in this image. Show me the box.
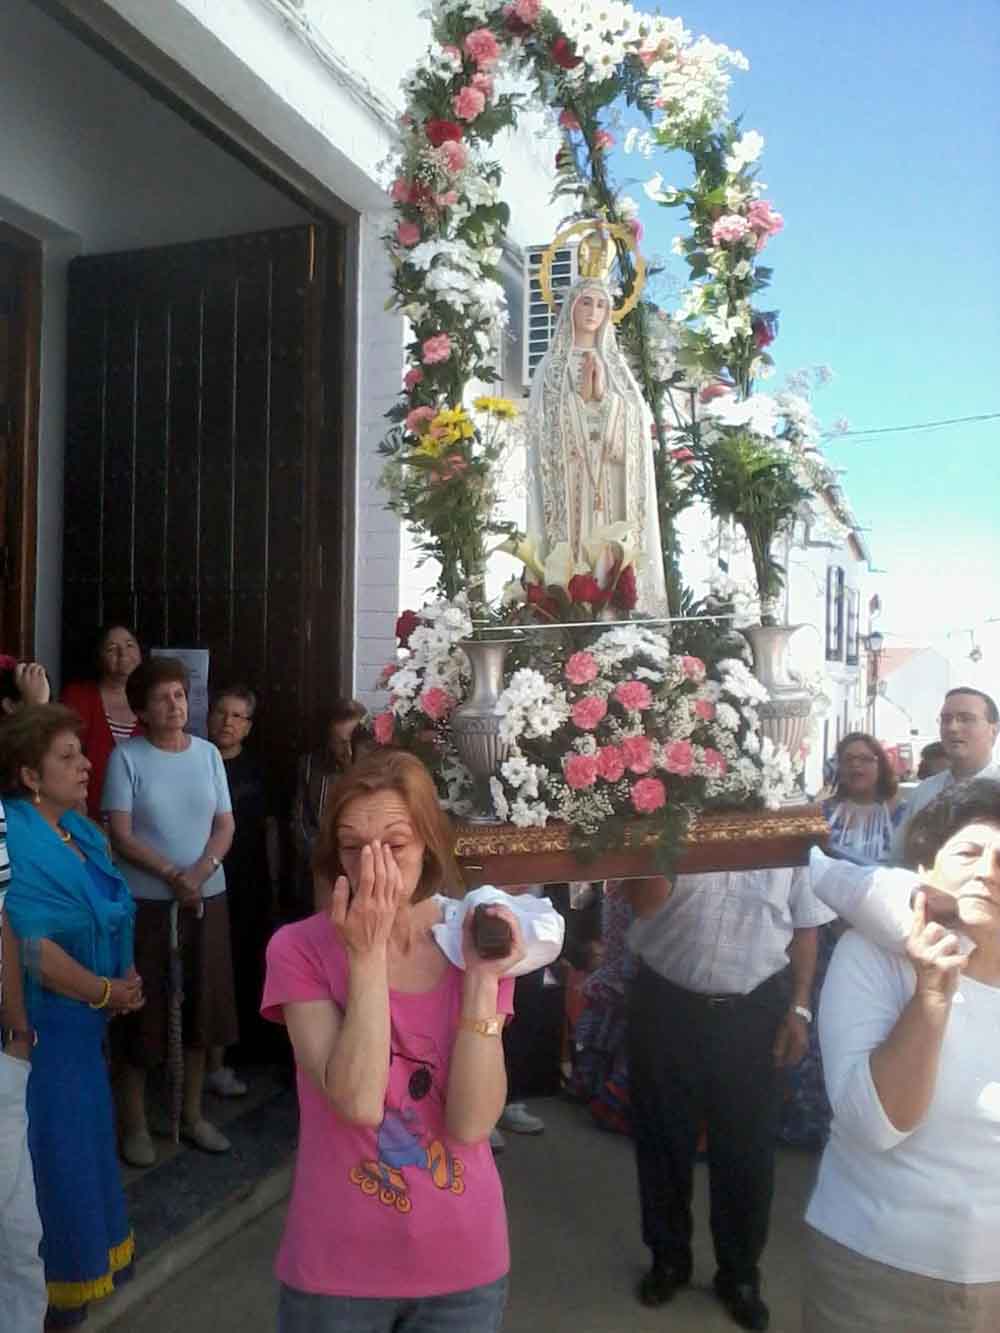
[313,749,463,902]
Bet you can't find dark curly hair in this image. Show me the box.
[902,777,1000,870]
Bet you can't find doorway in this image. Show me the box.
[0,221,41,658]
[61,221,348,792]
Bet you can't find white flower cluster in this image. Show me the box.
[385,597,473,719]
[496,668,570,742]
[404,238,507,325]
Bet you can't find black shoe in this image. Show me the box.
[637,1259,691,1307]
[713,1277,770,1331]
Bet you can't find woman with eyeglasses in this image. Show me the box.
[262,749,524,1332]
[782,734,906,1149]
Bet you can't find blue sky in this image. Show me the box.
[615,0,1000,655]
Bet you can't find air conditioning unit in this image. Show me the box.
[521,242,578,391]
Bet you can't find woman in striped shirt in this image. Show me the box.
[62,626,143,818]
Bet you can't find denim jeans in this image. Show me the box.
[277,1276,509,1333]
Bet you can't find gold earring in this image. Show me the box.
[32,788,41,805]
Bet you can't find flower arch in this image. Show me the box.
[380,0,787,611]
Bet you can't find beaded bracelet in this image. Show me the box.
[89,977,112,1010]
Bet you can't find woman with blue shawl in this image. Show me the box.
[0,704,142,1328]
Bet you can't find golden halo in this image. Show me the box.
[538,219,646,325]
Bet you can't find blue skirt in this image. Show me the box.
[27,996,134,1326]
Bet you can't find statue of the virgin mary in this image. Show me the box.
[525,260,667,615]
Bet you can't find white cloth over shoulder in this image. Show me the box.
[433,888,565,978]
[809,847,975,957]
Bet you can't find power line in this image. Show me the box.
[825,411,1000,441]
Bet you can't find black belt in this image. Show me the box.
[637,960,786,1008]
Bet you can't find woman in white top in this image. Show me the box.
[804,777,1000,1331]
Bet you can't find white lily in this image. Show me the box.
[498,533,545,580]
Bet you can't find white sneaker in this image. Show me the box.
[204,1066,248,1098]
[489,1127,506,1153]
[181,1119,232,1153]
[498,1102,545,1134]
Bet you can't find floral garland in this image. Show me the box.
[375,600,801,865]
[382,0,785,609]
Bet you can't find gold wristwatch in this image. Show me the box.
[460,1016,503,1038]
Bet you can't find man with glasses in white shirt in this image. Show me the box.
[890,687,1000,863]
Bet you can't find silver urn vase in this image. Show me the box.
[742,624,813,761]
[451,637,517,823]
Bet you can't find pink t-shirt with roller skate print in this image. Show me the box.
[262,912,515,1298]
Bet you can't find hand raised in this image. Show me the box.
[330,841,401,958]
[15,661,51,706]
[908,891,967,1004]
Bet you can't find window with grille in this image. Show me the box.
[826,566,846,661]
[521,243,578,389]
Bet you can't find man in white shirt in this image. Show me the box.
[627,867,834,1331]
[0,797,47,1331]
[890,687,1000,862]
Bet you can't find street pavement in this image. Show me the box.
[108,1096,819,1332]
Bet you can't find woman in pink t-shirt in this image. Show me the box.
[262,750,522,1332]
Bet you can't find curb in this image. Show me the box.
[90,1160,293,1331]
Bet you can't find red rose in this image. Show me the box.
[551,36,582,69]
[395,609,420,646]
[425,119,463,147]
[612,564,638,610]
[568,573,603,604]
[752,316,775,349]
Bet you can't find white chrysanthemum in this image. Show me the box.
[509,798,549,829]
[715,701,741,732]
[500,754,532,788]
[489,778,510,822]
[725,129,764,172]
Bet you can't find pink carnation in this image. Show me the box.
[694,698,716,721]
[405,406,435,434]
[702,747,728,777]
[396,220,421,247]
[614,680,653,712]
[435,190,459,207]
[373,712,395,745]
[421,333,452,365]
[464,28,500,68]
[558,109,581,131]
[441,43,462,63]
[621,735,654,774]
[747,199,784,238]
[631,777,667,814]
[565,651,598,685]
[662,740,695,777]
[514,0,541,21]
[564,753,599,790]
[439,139,469,173]
[418,687,455,721]
[471,71,495,99]
[596,745,626,782]
[390,177,413,203]
[711,213,751,246]
[571,695,608,731]
[403,367,424,390]
[593,130,615,151]
[453,85,487,121]
[680,655,706,682]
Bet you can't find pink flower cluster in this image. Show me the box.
[405,406,435,434]
[571,695,608,731]
[439,139,469,173]
[403,367,423,391]
[565,651,598,685]
[621,735,653,773]
[711,213,750,246]
[464,28,500,67]
[702,747,728,777]
[693,698,716,721]
[662,740,694,776]
[373,712,395,745]
[614,680,653,711]
[454,85,486,121]
[680,656,706,682]
[748,199,784,241]
[564,753,598,790]
[513,0,541,21]
[422,333,452,365]
[418,687,455,721]
[596,745,625,781]
[396,220,421,248]
[631,777,667,814]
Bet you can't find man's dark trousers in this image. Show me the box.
[627,960,787,1287]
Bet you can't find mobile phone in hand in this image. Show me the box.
[472,905,513,960]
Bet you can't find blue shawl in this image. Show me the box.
[3,801,135,1002]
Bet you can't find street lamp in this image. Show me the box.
[865,631,885,733]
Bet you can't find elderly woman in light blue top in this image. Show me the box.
[103,657,235,1167]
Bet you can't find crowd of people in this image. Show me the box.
[0,632,997,1332]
